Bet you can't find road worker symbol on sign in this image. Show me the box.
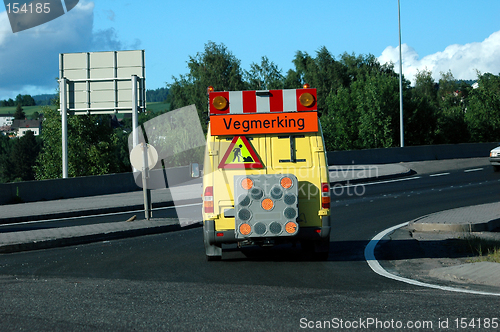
[232,144,244,162]
[219,136,263,169]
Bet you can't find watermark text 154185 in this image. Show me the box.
[3,1,79,33]
[5,2,50,14]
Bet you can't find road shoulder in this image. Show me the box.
[376,223,500,293]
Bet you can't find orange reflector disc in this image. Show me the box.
[239,223,251,235]
[241,178,254,190]
[299,92,315,107]
[212,96,228,110]
[261,198,274,211]
[285,222,297,234]
[280,177,293,189]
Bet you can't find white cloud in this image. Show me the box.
[0,1,139,100]
[378,30,500,84]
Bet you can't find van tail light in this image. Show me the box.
[204,186,214,213]
[321,182,330,209]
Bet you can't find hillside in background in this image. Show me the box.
[1,87,168,109]
[33,94,57,106]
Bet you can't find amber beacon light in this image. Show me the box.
[299,92,315,107]
[212,95,228,110]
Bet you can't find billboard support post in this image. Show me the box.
[141,143,152,220]
[132,75,139,149]
[60,77,68,179]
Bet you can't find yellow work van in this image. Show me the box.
[202,86,331,260]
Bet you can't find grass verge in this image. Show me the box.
[464,233,500,263]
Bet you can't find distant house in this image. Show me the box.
[11,119,42,137]
[0,114,14,127]
[0,125,12,135]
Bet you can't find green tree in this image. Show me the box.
[244,56,284,90]
[0,131,41,182]
[404,69,439,145]
[146,87,169,103]
[30,111,41,120]
[339,52,396,85]
[435,71,470,143]
[322,53,406,150]
[168,41,246,131]
[290,47,347,113]
[357,74,401,148]
[35,108,121,179]
[324,71,403,150]
[14,103,25,120]
[10,131,41,181]
[322,85,360,151]
[414,69,437,103]
[465,72,500,142]
[22,94,36,106]
[0,135,14,182]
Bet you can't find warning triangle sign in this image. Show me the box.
[218,136,264,169]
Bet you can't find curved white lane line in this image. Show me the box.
[365,222,500,297]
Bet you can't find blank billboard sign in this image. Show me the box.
[59,50,145,114]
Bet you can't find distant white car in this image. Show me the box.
[490,145,500,172]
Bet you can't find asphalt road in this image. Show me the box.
[0,160,499,331]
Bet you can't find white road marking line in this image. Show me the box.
[464,168,484,173]
[364,222,500,297]
[333,176,421,189]
[430,172,450,177]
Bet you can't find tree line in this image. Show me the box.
[169,42,500,151]
[1,41,499,184]
[0,94,36,107]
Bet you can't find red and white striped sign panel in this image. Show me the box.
[209,88,317,115]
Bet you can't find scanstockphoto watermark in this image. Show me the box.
[299,317,434,330]
[299,317,500,330]
[4,0,79,33]
[329,165,379,181]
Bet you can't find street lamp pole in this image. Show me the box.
[398,0,404,147]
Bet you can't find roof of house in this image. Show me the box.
[11,119,41,129]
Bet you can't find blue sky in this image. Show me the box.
[1,0,500,100]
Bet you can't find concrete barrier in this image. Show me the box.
[0,165,193,205]
[1,142,498,205]
[327,142,499,165]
